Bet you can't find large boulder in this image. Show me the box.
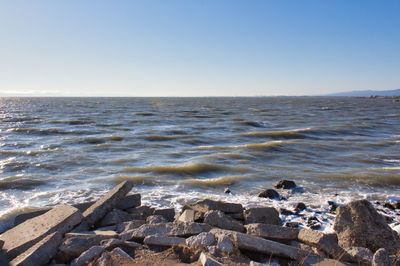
[333,200,400,254]
[190,199,243,214]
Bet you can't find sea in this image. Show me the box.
[0,97,399,231]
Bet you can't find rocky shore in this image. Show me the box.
[0,181,399,266]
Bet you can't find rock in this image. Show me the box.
[121,223,173,241]
[178,209,195,223]
[153,208,175,222]
[204,210,245,232]
[280,208,295,216]
[224,188,231,194]
[372,248,391,266]
[96,225,117,231]
[144,235,185,247]
[186,232,216,249]
[198,252,223,266]
[116,220,146,233]
[345,247,373,264]
[100,238,141,251]
[275,180,297,189]
[115,193,141,210]
[58,232,116,262]
[226,212,244,220]
[65,230,118,238]
[243,207,281,225]
[393,224,400,236]
[294,202,307,212]
[284,222,301,228]
[245,223,299,242]
[170,222,212,237]
[333,199,400,254]
[93,248,134,266]
[70,246,104,266]
[83,181,133,226]
[127,205,155,220]
[297,229,349,261]
[258,189,280,199]
[146,215,168,224]
[311,259,347,266]
[215,233,235,254]
[0,204,82,259]
[13,208,50,227]
[97,209,131,227]
[328,201,338,213]
[10,232,62,266]
[250,261,281,266]
[191,199,243,214]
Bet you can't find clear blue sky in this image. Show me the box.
[0,0,399,96]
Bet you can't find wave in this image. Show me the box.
[0,176,48,190]
[181,175,254,187]
[143,135,179,141]
[197,140,294,151]
[120,162,247,175]
[317,170,400,186]
[241,128,313,139]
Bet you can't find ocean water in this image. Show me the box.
[0,97,399,228]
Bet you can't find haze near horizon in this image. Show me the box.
[0,0,399,97]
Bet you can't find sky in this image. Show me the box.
[0,0,399,97]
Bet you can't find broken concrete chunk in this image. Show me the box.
[186,232,216,249]
[170,222,212,237]
[153,208,175,222]
[146,215,168,224]
[83,181,133,226]
[116,193,141,210]
[244,207,281,225]
[1,204,82,259]
[100,238,141,251]
[178,209,195,223]
[116,220,146,233]
[198,252,223,266]
[245,223,299,242]
[204,210,244,232]
[97,209,131,227]
[191,199,243,214]
[126,205,155,220]
[144,235,185,247]
[70,245,104,266]
[10,232,62,266]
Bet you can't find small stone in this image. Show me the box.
[372,248,391,266]
[204,210,245,232]
[294,202,307,212]
[258,189,280,199]
[224,188,231,194]
[186,232,216,249]
[275,180,297,189]
[70,246,104,266]
[146,215,167,224]
[153,208,175,222]
[244,207,281,225]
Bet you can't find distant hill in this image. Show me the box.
[327,89,400,97]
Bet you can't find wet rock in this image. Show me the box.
[127,205,155,220]
[245,223,299,242]
[191,199,243,214]
[115,220,146,233]
[83,181,133,226]
[328,201,338,213]
[115,193,141,210]
[153,208,175,222]
[144,235,185,247]
[280,208,295,216]
[146,215,168,224]
[58,232,116,262]
[294,202,307,212]
[224,188,231,194]
[372,248,391,266]
[308,223,321,230]
[97,209,131,227]
[244,207,281,225]
[10,232,62,266]
[275,180,297,189]
[204,210,245,232]
[198,252,223,266]
[186,232,216,249]
[178,209,195,223]
[333,199,400,254]
[258,189,280,200]
[345,246,373,265]
[284,222,301,228]
[0,204,82,259]
[70,245,104,266]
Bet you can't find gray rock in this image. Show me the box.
[170,222,212,237]
[97,209,131,227]
[191,199,243,214]
[70,246,104,266]
[198,252,223,266]
[345,247,373,264]
[244,207,281,225]
[116,193,141,210]
[204,210,244,232]
[100,238,141,251]
[10,232,62,266]
[93,248,134,266]
[153,208,175,222]
[275,180,297,189]
[333,200,400,254]
[83,181,133,226]
[215,234,235,254]
[245,223,299,242]
[121,223,173,241]
[1,204,82,259]
[186,232,216,249]
[372,248,391,266]
[258,189,280,199]
[144,235,185,247]
[146,215,168,224]
[178,209,195,222]
[116,220,146,233]
[126,205,155,220]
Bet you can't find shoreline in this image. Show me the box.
[0,181,399,265]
